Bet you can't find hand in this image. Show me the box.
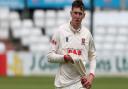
[64,54,74,63]
[81,73,95,89]
[69,53,80,62]
[81,76,91,89]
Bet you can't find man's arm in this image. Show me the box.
[47,51,65,63]
[47,50,74,63]
[81,34,96,89]
[47,29,65,63]
[81,57,96,89]
[88,34,96,75]
[47,28,74,63]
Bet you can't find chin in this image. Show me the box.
[75,22,80,25]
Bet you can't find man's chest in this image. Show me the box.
[60,31,89,50]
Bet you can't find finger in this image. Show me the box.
[81,76,87,80]
[82,78,87,83]
[81,78,87,84]
[83,81,90,88]
[86,85,91,89]
[81,80,84,84]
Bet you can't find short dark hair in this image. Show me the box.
[72,0,85,11]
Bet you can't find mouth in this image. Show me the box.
[75,19,80,23]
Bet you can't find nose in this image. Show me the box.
[75,12,79,16]
[76,13,80,17]
[74,14,80,19]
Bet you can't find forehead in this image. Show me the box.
[72,7,84,13]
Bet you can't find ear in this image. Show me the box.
[70,11,72,16]
[82,12,86,18]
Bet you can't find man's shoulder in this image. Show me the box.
[56,23,69,32]
[81,26,91,34]
[54,23,68,34]
[59,23,69,30]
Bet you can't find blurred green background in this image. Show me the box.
[0,76,128,89]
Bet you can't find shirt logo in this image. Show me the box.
[66,37,68,42]
[67,49,82,55]
[81,38,85,45]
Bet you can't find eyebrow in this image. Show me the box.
[72,11,83,15]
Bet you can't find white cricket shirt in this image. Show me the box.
[47,22,96,88]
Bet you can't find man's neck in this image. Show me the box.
[70,22,81,33]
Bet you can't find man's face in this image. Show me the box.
[70,7,85,26]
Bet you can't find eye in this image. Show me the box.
[79,12,82,16]
[73,12,83,16]
[74,12,78,15]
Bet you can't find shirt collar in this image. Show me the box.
[69,22,81,34]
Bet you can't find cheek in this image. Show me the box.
[79,16,84,21]
[80,16,83,19]
[72,14,76,18]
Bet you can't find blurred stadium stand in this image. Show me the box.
[94,11,128,57]
[0,0,128,56]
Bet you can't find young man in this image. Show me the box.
[47,0,96,89]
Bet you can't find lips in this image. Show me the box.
[75,19,80,23]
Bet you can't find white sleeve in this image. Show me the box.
[88,34,96,75]
[47,30,65,63]
[89,59,96,75]
[47,51,65,63]
[88,34,96,61]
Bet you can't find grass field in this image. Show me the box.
[0,76,128,89]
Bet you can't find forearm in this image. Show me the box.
[81,59,96,89]
[89,59,96,75]
[47,52,65,63]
